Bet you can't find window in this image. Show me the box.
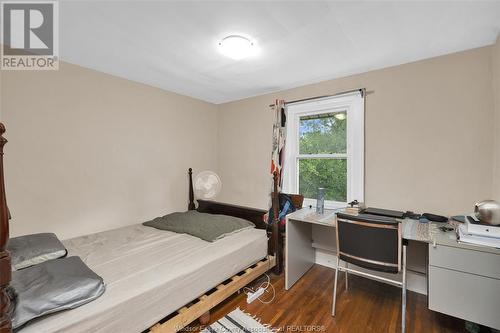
[282,92,364,208]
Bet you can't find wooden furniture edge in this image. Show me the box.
[149,256,276,333]
[271,171,283,274]
[188,168,196,211]
[0,123,11,333]
[196,199,267,229]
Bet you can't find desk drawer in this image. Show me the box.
[429,266,500,330]
[429,244,500,279]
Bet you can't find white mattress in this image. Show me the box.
[18,224,268,333]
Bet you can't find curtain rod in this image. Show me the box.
[269,88,367,108]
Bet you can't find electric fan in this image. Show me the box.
[194,171,222,199]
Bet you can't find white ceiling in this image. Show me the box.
[60,1,500,104]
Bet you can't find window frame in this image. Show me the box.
[282,92,365,209]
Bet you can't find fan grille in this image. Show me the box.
[194,171,222,199]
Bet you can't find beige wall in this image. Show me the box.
[493,36,500,200]
[1,62,218,239]
[217,46,495,216]
[1,44,497,240]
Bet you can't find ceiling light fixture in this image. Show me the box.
[218,35,256,60]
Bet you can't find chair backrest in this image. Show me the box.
[286,194,304,209]
[336,213,402,273]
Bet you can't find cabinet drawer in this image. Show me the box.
[429,244,500,279]
[429,266,500,329]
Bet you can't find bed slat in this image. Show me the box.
[148,255,276,333]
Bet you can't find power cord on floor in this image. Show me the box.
[243,273,276,304]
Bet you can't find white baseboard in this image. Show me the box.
[315,249,427,295]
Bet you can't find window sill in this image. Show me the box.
[303,198,347,210]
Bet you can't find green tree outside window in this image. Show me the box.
[299,113,347,202]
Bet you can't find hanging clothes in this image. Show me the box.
[270,99,286,189]
[266,99,287,226]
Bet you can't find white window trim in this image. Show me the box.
[282,91,364,209]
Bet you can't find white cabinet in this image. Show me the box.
[428,244,500,330]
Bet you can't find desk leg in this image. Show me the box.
[332,256,339,316]
[285,219,315,290]
[345,262,349,291]
[402,244,407,333]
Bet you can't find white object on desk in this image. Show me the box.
[465,215,500,238]
[458,224,500,248]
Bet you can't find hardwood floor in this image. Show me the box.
[187,264,467,333]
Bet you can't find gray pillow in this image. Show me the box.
[11,256,105,329]
[143,210,255,242]
[8,233,67,271]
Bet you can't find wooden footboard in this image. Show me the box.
[0,124,12,333]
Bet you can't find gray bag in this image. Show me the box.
[8,233,67,270]
[11,256,105,329]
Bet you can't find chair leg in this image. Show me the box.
[345,262,349,291]
[332,256,340,316]
[401,244,407,333]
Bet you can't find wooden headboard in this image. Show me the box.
[0,124,11,333]
[188,168,283,274]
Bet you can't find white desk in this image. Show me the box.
[285,207,500,330]
[285,208,338,290]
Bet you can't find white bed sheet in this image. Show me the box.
[18,224,268,333]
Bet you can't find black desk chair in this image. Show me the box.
[333,213,407,332]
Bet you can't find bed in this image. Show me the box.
[0,123,284,333]
[19,225,268,333]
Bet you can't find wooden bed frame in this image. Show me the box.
[0,125,283,333]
